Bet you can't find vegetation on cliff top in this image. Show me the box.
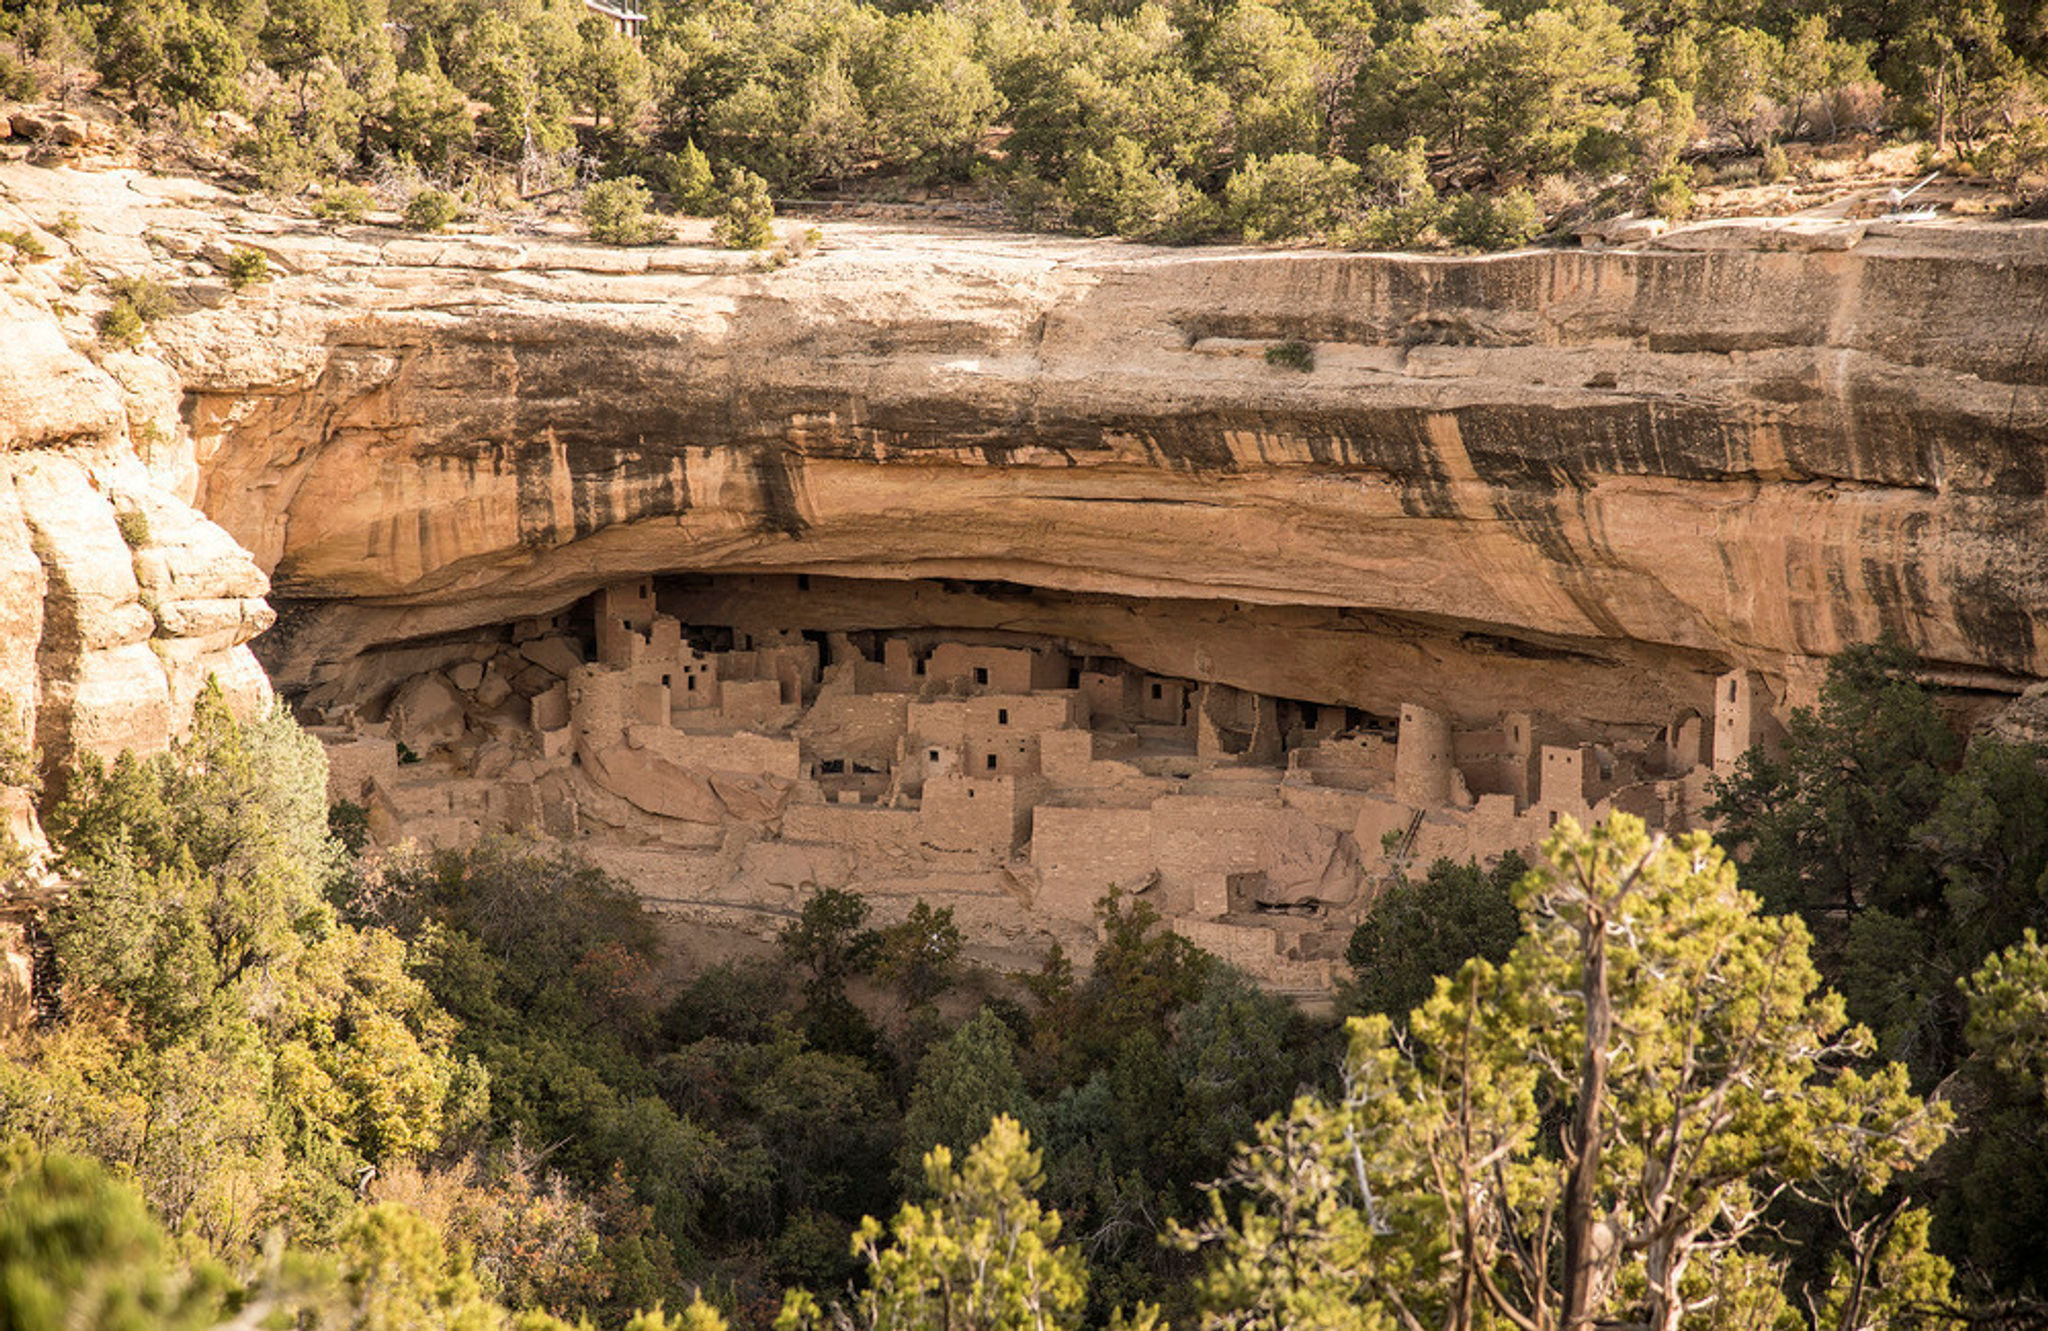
[3,0,2046,249]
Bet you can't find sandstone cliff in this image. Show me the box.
[3,161,2046,760]
[0,171,272,822]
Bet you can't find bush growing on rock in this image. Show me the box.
[402,187,462,233]
[107,275,172,322]
[1224,152,1360,243]
[711,167,775,250]
[226,247,268,289]
[1441,187,1542,250]
[659,141,715,215]
[583,175,662,245]
[313,184,374,224]
[1646,167,1696,219]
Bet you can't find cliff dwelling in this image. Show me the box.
[305,571,1776,994]
[5,162,2045,1002]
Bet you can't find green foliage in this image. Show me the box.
[854,1116,1088,1331]
[0,696,36,794]
[781,887,882,1002]
[866,8,1002,181]
[151,2,249,115]
[1180,814,1949,1331]
[875,900,963,1010]
[1625,78,1695,180]
[114,508,150,548]
[660,141,717,215]
[227,246,270,290]
[0,49,38,100]
[374,44,473,172]
[1063,136,1219,243]
[711,167,776,250]
[98,299,144,347]
[0,1140,232,1331]
[1440,186,1543,250]
[1348,0,1633,176]
[1343,853,1523,1023]
[584,176,663,245]
[331,1200,505,1330]
[314,185,375,224]
[108,275,174,323]
[1263,339,1314,372]
[0,228,48,261]
[403,188,463,233]
[1224,152,1360,243]
[13,683,475,1251]
[1761,141,1790,183]
[898,1008,1037,1191]
[1646,166,1697,219]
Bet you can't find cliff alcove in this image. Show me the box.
[4,161,2048,990]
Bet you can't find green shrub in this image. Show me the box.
[98,300,145,346]
[48,212,79,239]
[0,50,38,100]
[1646,167,1696,220]
[1264,339,1315,372]
[402,188,462,233]
[660,141,716,215]
[226,247,269,289]
[712,167,775,250]
[1334,199,1442,250]
[115,509,150,548]
[108,275,174,323]
[314,185,374,224]
[1063,137,1219,244]
[1760,143,1790,183]
[583,175,661,245]
[1223,152,1361,244]
[1441,188,1543,251]
[0,229,47,261]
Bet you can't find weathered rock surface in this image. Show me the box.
[0,177,272,798]
[4,160,2048,750]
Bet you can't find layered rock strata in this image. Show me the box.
[3,158,2048,983]
[170,215,2048,724]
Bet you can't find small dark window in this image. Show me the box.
[686,675,697,692]
[974,667,989,686]
[797,574,811,591]
[986,754,998,770]
[1068,667,1081,688]
[1151,683,1163,700]
[1549,810,1560,826]
[1728,680,1738,702]
[967,788,976,798]
[661,675,671,688]
[929,749,940,762]
[820,759,845,775]
[998,709,1009,725]
[915,659,926,675]
[640,583,649,597]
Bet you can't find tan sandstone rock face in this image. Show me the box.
[171,213,2048,726]
[0,176,273,799]
[5,160,2048,747]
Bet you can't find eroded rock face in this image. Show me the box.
[0,194,273,803]
[5,160,2048,762]
[152,213,2048,725]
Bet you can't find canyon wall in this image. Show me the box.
[4,161,2048,766]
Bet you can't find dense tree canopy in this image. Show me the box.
[5,0,2045,246]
